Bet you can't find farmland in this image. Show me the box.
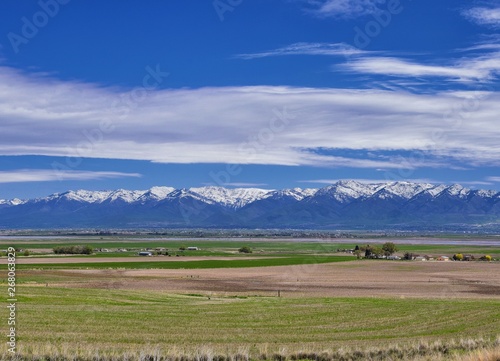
[1,235,499,360]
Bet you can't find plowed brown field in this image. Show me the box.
[23,260,500,299]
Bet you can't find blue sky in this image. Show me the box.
[1,0,500,199]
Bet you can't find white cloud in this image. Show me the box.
[307,0,386,18]
[239,42,500,84]
[463,7,500,28]
[486,176,500,183]
[0,170,141,183]
[299,178,438,185]
[340,54,500,82]
[236,42,366,59]
[219,182,269,187]
[453,180,494,186]
[1,66,500,170]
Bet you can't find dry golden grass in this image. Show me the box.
[1,338,500,361]
[454,346,500,361]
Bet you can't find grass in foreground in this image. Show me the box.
[1,286,499,360]
[1,340,500,361]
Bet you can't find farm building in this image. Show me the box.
[187,247,199,251]
[138,251,153,256]
[437,256,450,261]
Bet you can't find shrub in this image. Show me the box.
[238,246,252,254]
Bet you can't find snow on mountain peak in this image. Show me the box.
[56,190,112,203]
[2,182,496,211]
[476,189,498,198]
[318,180,379,201]
[139,186,176,201]
[65,187,178,204]
[380,181,435,199]
[446,184,470,198]
[190,186,271,208]
[0,198,26,206]
[425,184,448,197]
[272,188,318,201]
[150,186,175,196]
[107,189,144,203]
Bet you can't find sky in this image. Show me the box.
[1,0,500,199]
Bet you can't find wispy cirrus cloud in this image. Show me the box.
[485,176,500,183]
[236,42,366,59]
[0,170,141,183]
[238,40,500,85]
[219,182,269,187]
[340,53,500,82]
[299,178,438,185]
[463,6,500,28]
[306,0,386,18]
[454,180,495,186]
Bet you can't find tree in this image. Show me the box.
[364,245,383,258]
[53,245,93,255]
[480,255,492,262]
[403,252,414,260]
[372,246,384,258]
[81,245,93,255]
[382,242,398,256]
[364,245,373,258]
[453,253,464,261]
[238,246,252,254]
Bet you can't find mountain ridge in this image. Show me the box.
[2,181,500,230]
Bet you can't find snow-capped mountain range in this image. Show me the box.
[2,181,500,229]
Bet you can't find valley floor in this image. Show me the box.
[22,260,500,299]
[2,238,499,360]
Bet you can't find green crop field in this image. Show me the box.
[3,236,499,254]
[16,255,352,270]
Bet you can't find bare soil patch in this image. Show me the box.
[25,260,500,299]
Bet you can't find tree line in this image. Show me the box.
[53,245,93,255]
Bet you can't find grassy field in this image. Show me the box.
[4,236,500,256]
[1,285,499,359]
[1,236,499,360]
[15,255,352,270]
